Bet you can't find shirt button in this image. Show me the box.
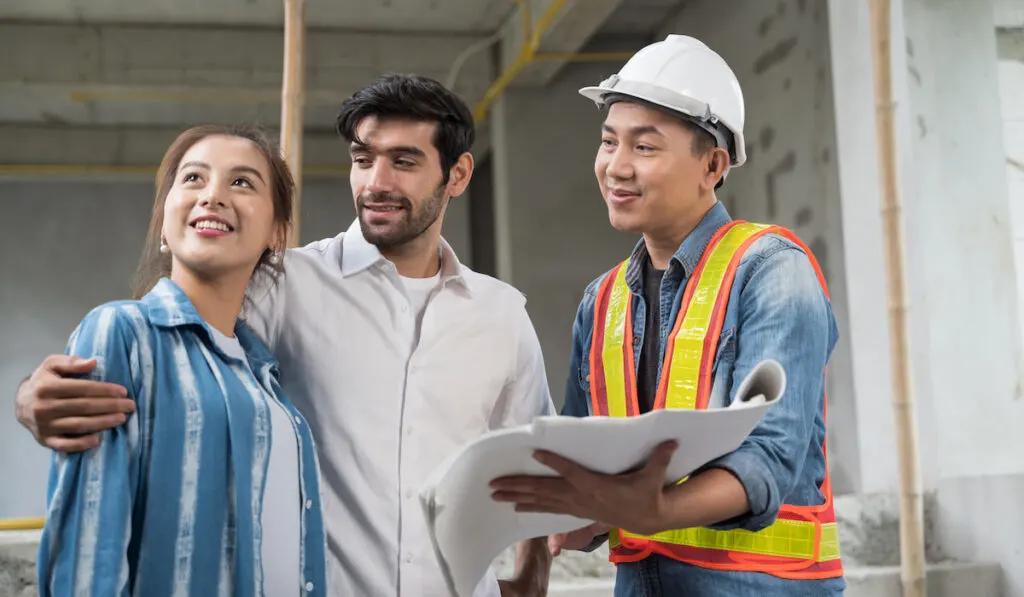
[405,488,413,499]
[404,426,412,436]
[305,581,314,592]
[401,304,409,313]
[305,499,313,510]
[633,336,641,346]
[405,554,414,564]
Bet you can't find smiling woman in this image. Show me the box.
[132,125,295,312]
[34,124,328,597]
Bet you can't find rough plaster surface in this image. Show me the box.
[0,533,38,597]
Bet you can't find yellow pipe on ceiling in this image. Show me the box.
[471,0,634,123]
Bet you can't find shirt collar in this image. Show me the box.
[142,277,278,369]
[338,218,474,295]
[624,201,733,291]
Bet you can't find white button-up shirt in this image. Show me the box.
[245,219,556,596]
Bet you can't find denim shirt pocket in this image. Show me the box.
[708,326,738,409]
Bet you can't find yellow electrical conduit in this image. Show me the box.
[0,2,635,531]
[471,0,634,123]
[0,517,44,532]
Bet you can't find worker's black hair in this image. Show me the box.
[335,73,476,185]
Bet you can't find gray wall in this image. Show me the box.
[0,176,470,518]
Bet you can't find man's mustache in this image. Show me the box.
[357,192,411,210]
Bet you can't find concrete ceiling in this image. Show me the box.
[0,0,689,165]
[599,0,687,35]
[0,0,515,33]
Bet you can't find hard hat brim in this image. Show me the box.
[578,81,747,167]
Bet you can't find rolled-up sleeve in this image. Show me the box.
[705,245,836,532]
[37,306,141,597]
[491,303,557,428]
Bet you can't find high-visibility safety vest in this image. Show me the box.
[589,220,843,580]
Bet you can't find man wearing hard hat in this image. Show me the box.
[490,35,846,595]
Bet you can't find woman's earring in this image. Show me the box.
[268,249,282,265]
[159,237,169,254]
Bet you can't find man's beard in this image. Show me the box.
[356,186,446,249]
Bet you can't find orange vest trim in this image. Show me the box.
[588,220,843,581]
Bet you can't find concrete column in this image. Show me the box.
[900,0,1023,480]
[826,0,905,494]
[828,0,1024,489]
[487,55,641,409]
[899,1,1024,591]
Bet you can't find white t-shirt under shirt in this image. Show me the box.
[400,271,442,342]
[208,325,301,596]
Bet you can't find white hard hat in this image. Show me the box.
[579,34,747,168]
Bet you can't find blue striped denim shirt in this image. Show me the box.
[36,277,327,597]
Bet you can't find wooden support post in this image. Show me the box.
[281,0,306,248]
[867,1,927,595]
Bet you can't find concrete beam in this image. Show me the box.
[498,0,626,87]
[0,23,494,128]
[998,27,1024,63]
[0,124,349,176]
[995,0,1024,28]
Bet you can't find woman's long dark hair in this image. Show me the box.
[131,124,295,300]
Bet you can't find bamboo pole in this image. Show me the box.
[281,0,306,248]
[867,1,927,595]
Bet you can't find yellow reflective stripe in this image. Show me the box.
[663,223,773,410]
[601,261,632,418]
[619,521,841,562]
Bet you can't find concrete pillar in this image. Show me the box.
[830,0,1024,590]
[487,54,642,410]
[900,0,1023,481]
[829,0,1024,485]
[826,0,905,494]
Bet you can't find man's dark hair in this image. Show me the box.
[336,73,476,185]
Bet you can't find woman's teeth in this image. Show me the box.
[194,221,231,232]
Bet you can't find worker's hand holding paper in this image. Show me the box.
[418,359,787,597]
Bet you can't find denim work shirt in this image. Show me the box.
[36,278,328,597]
[562,202,845,596]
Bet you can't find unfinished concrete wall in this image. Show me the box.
[488,44,642,412]
[0,175,471,519]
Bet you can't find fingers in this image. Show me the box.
[548,533,565,557]
[532,450,590,484]
[41,355,97,376]
[490,476,571,498]
[44,414,128,436]
[44,434,101,453]
[35,378,129,400]
[514,502,571,515]
[45,397,136,418]
[642,441,678,477]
